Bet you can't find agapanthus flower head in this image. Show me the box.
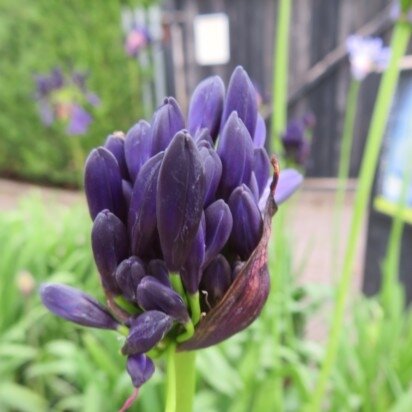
[125,26,151,57]
[34,67,100,136]
[346,35,391,81]
[40,66,303,397]
[281,113,315,167]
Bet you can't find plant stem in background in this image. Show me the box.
[271,0,292,154]
[381,150,412,315]
[307,22,411,412]
[331,79,361,278]
[67,136,85,188]
[128,59,142,118]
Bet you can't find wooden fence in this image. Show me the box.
[160,0,391,177]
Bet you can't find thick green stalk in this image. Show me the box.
[331,79,361,278]
[165,345,176,412]
[271,0,292,154]
[164,346,196,412]
[175,351,196,412]
[306,22,411,412]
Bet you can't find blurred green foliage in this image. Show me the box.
[0,0,152,187]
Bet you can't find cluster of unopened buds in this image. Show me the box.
[40,66,302,396]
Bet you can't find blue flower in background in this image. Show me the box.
[124,26,151,57]
[34,67,100,135]
[346,35,391,81]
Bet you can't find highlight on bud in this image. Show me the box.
[40,65,304,397]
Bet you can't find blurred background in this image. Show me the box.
[2,0,412,411]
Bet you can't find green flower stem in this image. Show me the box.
[176,320,195,343]
[271,0,292,154]
[170,274,187,304]
[306,22,411,412]
[175,350,196,412]
[188,292,201,325]
[164,346,196,412]
[67,136,85,188]
[381,150,412,315]
[331,79,361,278]
[165,344,177,412]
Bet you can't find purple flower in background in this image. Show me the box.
[125,26,151,57]
[346,35,391,81]
[66,105,93,135]
[40,66,303,398]
[34,67,100,135]
[281,114,315,166]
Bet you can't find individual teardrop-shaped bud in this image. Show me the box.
[200,254,232,308]
[136,276,190,323]
[204,200,233,266]
[115,257,146,302]
[180,214,206,294]
[228,184,263,260]
[129,152,164,258]
[217,112,254,199]
[40,283,119,330]
[104,132,129,179]
[122,180,133,209]
[253,148,270,197]
[127,354,155,388]
[221,66,258,137]
[194,128,214,147]
[122,310,173,355]
[274,169,303,205]
[84,147,126,221]
[188,75,225,140]
[92,210,129,294]
[147,259,171,287]
[157,131,205,271]
[253,114,266,148]
[199,145,222,206]
[178,158,280,350]
[124,120,152,182]
[151,97,185,155]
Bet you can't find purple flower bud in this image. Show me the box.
[204,200,233,266]
[217,112,254,199]
[188,75,225,140]
[92,210,129,294]
[194,128,214,147]
[180,214,206,294]
[129,152,164,258]
[122,180,133,209]
[84,147,126,221]
[115,257,146,301]
[151,97,185,155]
[127,354,155,388]
[248,172,260,201]
[40,283,119,329]
[124,120,152,182]
[157,131,205,271]
[199,145,222,206]
[228,184,263,260]
[147,260,171,287]
[253,114,266,148]
[136,277,190,323]
[122,311,173,355]
[253,148,270,197]
[200,255,232,308]
[221,66,258,137]
[274,169,303,205]
[104,133,128,179]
